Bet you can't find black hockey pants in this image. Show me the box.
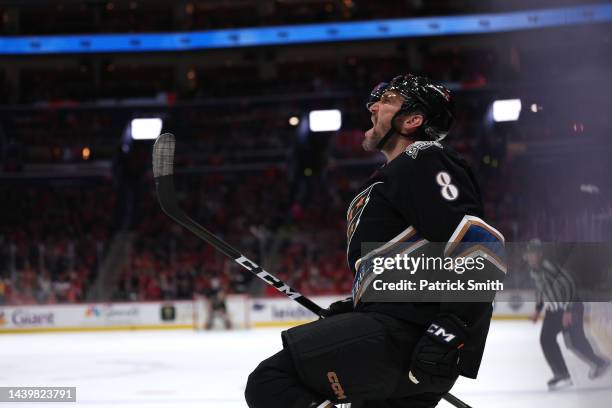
[245,312,456,408]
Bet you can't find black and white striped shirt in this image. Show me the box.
[530,259,577,312]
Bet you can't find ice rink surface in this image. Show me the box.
[2,321,611,408]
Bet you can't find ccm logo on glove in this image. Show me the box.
[408,314,468,386]
[427,323,460,345]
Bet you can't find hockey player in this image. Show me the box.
[245,74,506,408]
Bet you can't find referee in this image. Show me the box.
[525,240,609,390]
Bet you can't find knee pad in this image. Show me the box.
[245,351,316,408]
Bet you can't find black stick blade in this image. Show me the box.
[153,133,175,178]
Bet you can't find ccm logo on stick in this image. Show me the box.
[327,372,347,400]
[235,256,301,300]
[427,324,456,342]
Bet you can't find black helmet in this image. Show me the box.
[386,74,454,141]
[366,74,454,149]
[365,81,389,110]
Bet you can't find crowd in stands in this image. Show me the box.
[2,77,610,304]
[0,183,115,305]
[4,121,609,306]
[112,164,356,302]
[2,118,610,305]
[1,110,129,166]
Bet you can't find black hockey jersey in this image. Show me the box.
[346,140,506,378]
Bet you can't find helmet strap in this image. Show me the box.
[376,128,395,150]
[375,111,415,150]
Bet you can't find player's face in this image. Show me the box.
[363,91,404,151]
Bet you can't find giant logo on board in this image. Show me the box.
[11,309,54,326]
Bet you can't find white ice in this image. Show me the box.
[1,321,611,408]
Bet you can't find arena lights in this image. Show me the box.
[130,118,163,140]
[492,99,522,122]
[580,184,600,194]
[309,109,342,132]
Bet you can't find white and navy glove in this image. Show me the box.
[408,314,467,386]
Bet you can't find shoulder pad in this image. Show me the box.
[444,215,507,275]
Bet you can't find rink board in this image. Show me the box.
[0,292,538,333]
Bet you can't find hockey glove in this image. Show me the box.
[319,298,353,318]
[408,314,467,387]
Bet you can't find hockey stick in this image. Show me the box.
[152,133,471,408]
[152,133,323,315]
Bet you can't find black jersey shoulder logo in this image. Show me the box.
[346,182,383,243]
[405,140,443,159]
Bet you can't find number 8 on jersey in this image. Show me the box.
[436,171,459,201]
